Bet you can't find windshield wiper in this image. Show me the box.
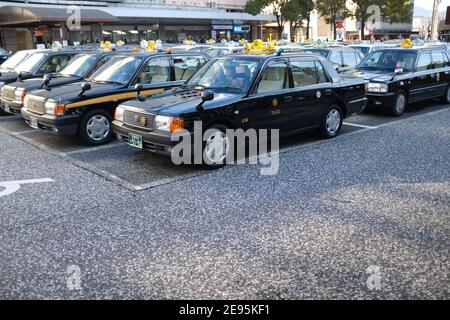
[206,86,242,92]
[92,80,124,85]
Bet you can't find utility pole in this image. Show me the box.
[431,0,442,41]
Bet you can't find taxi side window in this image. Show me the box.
[87,56,112,77]
[314,61,329,83]
[329,51,342,68]
[291,60,317,87]
[416,53,432,72]
[257,61,289,93]
[173,55,206,81]
[431,51,445,68]
[37,54,71,74]
[137,57,170,84]
[342,52,357,67]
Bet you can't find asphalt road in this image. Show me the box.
[0,101,449,299]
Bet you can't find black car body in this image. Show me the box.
[348,46,450,116]
[0,51,127,114]
[0,49,79,87]
[112,52,367,165]
[300,47,364,72]
[21,51,209,145]
[0,48,10,64]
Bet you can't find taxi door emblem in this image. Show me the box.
[316,91,322,99]
[272,98,278,107]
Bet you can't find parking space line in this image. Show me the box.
[64,142,122,155]
[11,129,41,135]
[1,106,449,193]
[343,122,378,129]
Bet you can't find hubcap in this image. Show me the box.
[396,94,406,113]
[326,109,341,135]
[204,130,230,164]
[86,115,110,141]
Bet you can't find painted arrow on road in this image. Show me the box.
[0,178,54,198]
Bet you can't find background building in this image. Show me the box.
[0,0,275,51]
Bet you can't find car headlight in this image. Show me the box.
[154,115,184,132]
[15,89,26,102]
[23,95,29,108]
[44,100,65,116]
[367,82,388,93]
[115,106,125,122]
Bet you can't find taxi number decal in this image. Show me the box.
[271,109,281,116]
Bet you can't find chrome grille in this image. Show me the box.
[26,97,45,114]
[123,110,155,130]
[2,87,14,100]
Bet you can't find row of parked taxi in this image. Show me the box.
[1,39,449,166]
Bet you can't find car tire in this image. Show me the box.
[79,109,113,146]
[201,124,230,169]
[389,91,407,117]
[320,105,343,139]
[441,84,450,104]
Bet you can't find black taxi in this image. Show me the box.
[0,49,79,88]
[21,51,208,145]
[0,51,123,114]
[112,51,367,167]
[348,43,450,116]
[300,47,364,73]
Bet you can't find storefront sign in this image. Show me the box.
[212,25,233,30]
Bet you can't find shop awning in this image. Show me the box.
[0,5,118,26]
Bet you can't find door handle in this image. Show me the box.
[325,89,332,95]
[284,95,293,101]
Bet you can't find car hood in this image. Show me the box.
[124,89,243,116]
[347,68,412,82]
[28,81,119,102]
[0,71,19,83]
[5,75,81,92]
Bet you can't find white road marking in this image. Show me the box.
[63,142,121,155]
[11,129,40,135]
[0,178,54,198]
[343,122,379,129]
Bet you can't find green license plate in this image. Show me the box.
[128,133,143,149]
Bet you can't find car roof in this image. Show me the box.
[221,52,327,61]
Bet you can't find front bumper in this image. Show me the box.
[0,98,23,114]
[366,92,396,109]
[112,120,193,156]
[21,107,81,135]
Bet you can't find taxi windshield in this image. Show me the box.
[59,54,97,77]
[14,53,47,73]
[359,50,416,71]
[89,56,144,85]
[185,58,260,93]
[1,51,31,70]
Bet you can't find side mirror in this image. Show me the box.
[79,81,91,96]
[42,74,52,89]
[394,68,404,75]
[134,83,145,102]
[197,91,214,111]
[17,72,25,82]
[201,91,214,102]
